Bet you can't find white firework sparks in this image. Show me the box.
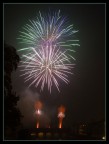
[19,45,75,93]
[35,109,42,115]
[58,112,65,118]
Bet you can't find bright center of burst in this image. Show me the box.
[41,58,53,72]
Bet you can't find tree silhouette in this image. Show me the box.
[4,42,23,139]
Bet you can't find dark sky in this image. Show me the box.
[4,4,105,128]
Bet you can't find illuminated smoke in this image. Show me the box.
[58,105,66,128]
[34,101,43,128]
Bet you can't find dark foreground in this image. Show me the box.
[17,128,104,140]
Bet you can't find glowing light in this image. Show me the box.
[35,101,42,110]
[58,105,65,128]
[59,121,62,129]
[31,133,36,136]
[35,109,42,115]
[58,112,65,118]
[36,121,39,128]
[34,101,42,129]
[18,10,80,92]
[102,136,105,140]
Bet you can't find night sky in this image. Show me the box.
[4,4,105,128]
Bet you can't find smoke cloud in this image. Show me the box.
[17,88,52,128]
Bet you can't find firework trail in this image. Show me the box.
[34,101,42,128]
[58,105,66,128]
[18,10,80,92]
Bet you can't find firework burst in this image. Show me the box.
[18,10,79,92]
[19,45,75,92]
[18,10,80,52]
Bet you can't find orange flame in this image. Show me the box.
[35,101,42,110]
[58,105,65,128]
[58,105,65,113]
[35,101,43,129]
[36,121,39,128]
[59,122,62,128]
[59,117,63,128]
[59,119,62,128]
